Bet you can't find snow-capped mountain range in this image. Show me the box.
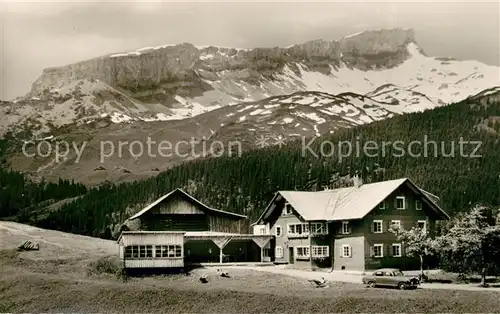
[1,28,499,186]
[1,28,498,138]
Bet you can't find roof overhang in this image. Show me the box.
[403,179,450,220]
[252,191,314,225]
[252,178,450,224]
[128,188,247,221]
[252,192,281,225]
[117,231,186,244]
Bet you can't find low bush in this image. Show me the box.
[87,256,123,278]
[423,270,500,284]
[423,270,456,283]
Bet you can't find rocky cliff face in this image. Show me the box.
[30,29,415,104]
[3,28,499,186]
[3,28,498,138]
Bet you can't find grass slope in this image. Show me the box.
[1,221,500,313]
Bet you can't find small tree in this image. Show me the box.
[435,205,500,286]
[389,225,435,279]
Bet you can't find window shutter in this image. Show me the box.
[348,245,352,258]
[394,197,398,209]
[370,222,374,233]
[340,246,343,258]
[386,245,391,257]
[386,220,391,232]
[370,246,374,257]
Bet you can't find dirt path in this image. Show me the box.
[224,265,362,283]
[225,265,500,292]
[420,283,500,291]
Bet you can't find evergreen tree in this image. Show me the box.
[2,98,500,239]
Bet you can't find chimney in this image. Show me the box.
[353,175,363,188]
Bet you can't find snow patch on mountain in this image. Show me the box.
[268,43,499,108]
[206,90,399,141]
[3,34,499,138]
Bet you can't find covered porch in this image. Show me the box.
[184,231,274,265]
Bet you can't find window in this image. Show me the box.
[374,271,383,276]
[288,223,327,236]
[296,246,310,258]
[139,246,146,258]
[342,221,350,234]
[155,245,182,258]
[284,203,293,215]
[418,220,427,233]
[312,246,329,257]
[275,225,282,237]
[141,246,153,258]
[396,196,406,210]
[125,246,137,259]
[341,244,351,258]
[394,270,404,276]
[373,244,383,258]
[373,220,383,233]
[392,244,402,257]
[125,245,153,259]
[288,223,309,237]
[275,246,283,259]
[416,200,422,210]
[254,225,269,235]
[379,200,385,209]
[391,220,401,230]
[311,222,328,235]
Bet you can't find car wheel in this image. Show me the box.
[368,281,376,288]
[398,282,407,290]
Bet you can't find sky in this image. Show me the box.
[0,0,499,100]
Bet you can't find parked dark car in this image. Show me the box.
[362,268,420,290]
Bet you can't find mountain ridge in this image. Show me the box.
[31,28,417,95]
[1,28,499,186]
[3,86,500,187]
[2,89,401,185]
[2,28,498,138]
[24,92,500,238]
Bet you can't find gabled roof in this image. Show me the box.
[253,178,449,224]
[128,188,247,220]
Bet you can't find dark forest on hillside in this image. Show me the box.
[1,98,500,239]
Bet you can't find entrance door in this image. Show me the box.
[289,247,294,264]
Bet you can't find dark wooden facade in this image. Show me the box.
[136,191,247,233]
[257,179,448,271]
[120,189,273,269]
[333,183,443,270]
